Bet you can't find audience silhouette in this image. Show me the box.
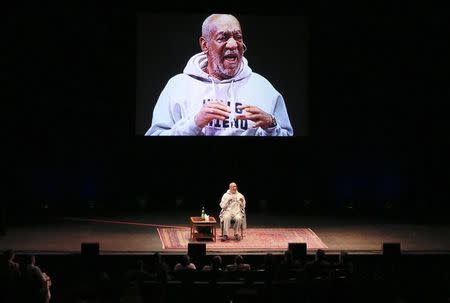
[1,248,446,303]
[0,249,21,303]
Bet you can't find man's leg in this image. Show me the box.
[233,214,244,240]
[221,213,231,241]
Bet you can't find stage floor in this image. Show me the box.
[1,210,450,255]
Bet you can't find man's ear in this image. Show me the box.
[199,37,208,53]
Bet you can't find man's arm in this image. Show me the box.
[262,94,293,136]
[145,87,203,136]
[239,195,246,210]
[145,77,232,136]
[220,194,232,209]
[237,95,293,136]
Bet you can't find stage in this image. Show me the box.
[1,210,450,255]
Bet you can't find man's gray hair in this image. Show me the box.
[202,14,237,40]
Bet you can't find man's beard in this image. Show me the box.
[211,55,241,79]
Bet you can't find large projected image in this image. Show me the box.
[136,13,308,136]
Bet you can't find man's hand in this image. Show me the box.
[236,105,273,129]
[194,101,231,128]
[223,198,233,208]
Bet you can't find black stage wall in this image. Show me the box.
[7,3,449,220]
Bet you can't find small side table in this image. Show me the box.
[190,216,217,242]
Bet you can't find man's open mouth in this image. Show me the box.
[224,53,238,63]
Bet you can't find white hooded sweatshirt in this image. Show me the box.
[145,53,294,136]
[219,189,247,230]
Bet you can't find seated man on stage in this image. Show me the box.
[219,182,246,241]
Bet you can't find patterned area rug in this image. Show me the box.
[157,227,327,251]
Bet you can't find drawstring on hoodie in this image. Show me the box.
[228,80,236,127]
[209,77,237,128]
[229,79,235,103]
[209,75,218,101]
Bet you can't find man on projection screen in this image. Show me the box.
[145,14,293,136]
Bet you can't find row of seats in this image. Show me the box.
[3,252,450,303]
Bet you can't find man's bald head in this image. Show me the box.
[202,14,240,39]
[202,14,241,41]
